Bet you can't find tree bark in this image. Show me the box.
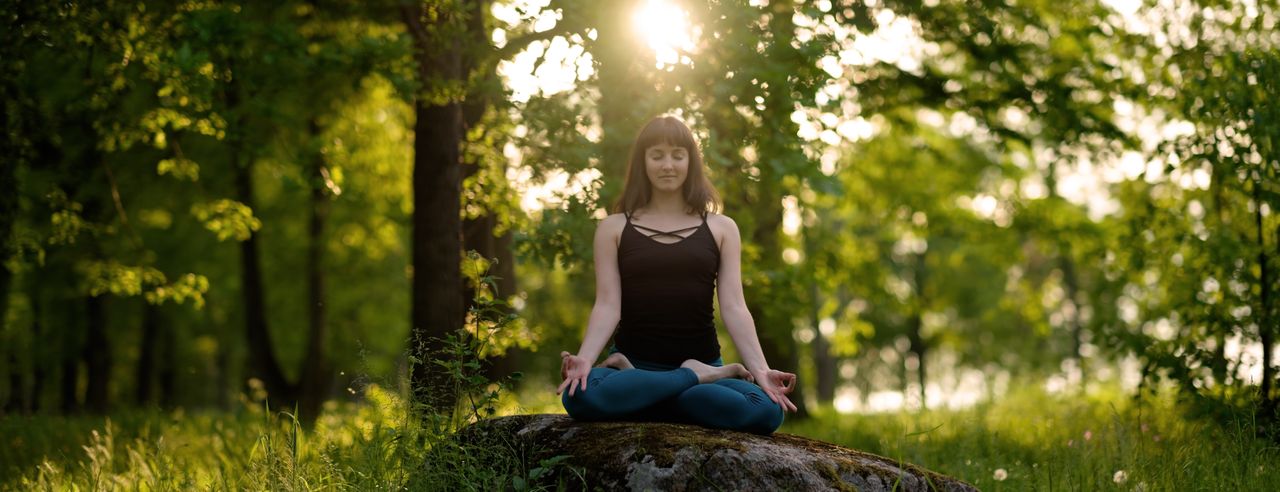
[0,153,13,413]
[83,294,110,413]
[158,308,176,408]
[1211,174,1230,385]
[59,324,79,414]
[1255,181,1273,402]
[909,251,928,410]
[135,301,159,406]
[298,118,333,423]
[403,1,471,411]
[810,277,836,405]
[1059,250,1085,384]
[0,49,20,414]
[30,285,45,413]
[226,63,293,403]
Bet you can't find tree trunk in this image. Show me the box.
[83,294,110,413]
[909,251,928,410]
[810,278,836,405]
[0,63,18,414]
[4,352,20,414]
[1059,251,1085,385]
[30,286,45,413]
[215,326,231,409]
[158,308,176,408]
[1255,182,1273,403]
[226,67,293,403]
[298,118,332,423]
[59,322,79,414]
[404,2,470,411]
[0,181,12,413]
[135,301,159,406]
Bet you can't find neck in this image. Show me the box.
[645,188,689,215]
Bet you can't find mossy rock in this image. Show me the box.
[460,414,976,491]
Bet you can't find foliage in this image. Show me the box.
[1100,0,1280,421]
[2,0,1279,483]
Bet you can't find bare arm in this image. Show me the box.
[558,214,625,396]
[575,214,625,364]
[715,215,769,373]
[716,214,798,411]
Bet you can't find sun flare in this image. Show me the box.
[633,0,696,67]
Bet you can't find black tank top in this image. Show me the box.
[614,210,721,365]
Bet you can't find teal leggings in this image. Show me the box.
[560,353,784,435]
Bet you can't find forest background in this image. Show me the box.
[2,0,1279,489]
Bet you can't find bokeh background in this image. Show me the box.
[2,0,1278,489]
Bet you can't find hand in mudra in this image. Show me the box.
[557,351,591,397]
[752,369,798,412]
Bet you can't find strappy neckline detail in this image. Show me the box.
[625,211,707,245]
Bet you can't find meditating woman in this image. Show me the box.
[557,114,797,435]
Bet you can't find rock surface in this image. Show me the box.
[461,414,977,492]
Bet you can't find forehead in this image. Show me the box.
[645,142,687,152]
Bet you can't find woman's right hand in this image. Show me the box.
[557,351,592,397]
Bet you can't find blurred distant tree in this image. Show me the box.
[1110,0,1280,428]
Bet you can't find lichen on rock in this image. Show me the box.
[460,414,977,491]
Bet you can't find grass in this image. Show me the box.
[782,384,1280,491]
[3,382,1278,491]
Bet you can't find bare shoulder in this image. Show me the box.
[596,212,628,243]
[706,212,738,231]
[705,212,740,248]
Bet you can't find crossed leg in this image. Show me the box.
[561,365,698,421]
[562,353,783,434]
[675,378,785,435]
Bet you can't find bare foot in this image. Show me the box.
[680,359,753,384]
[595,352,635,370]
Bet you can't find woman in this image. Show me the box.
[557,115,798,435]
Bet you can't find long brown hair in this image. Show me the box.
[611,115,722,215]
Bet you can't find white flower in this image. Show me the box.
[993,468,1008,481]
[1113,470,1128,484]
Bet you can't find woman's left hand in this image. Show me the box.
[751,369,798,412]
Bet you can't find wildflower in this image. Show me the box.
[1113,470,1128,484]
[993,469,1008,481]
[1067,439,1074,447]
[1084,430,1093,441]
[1134,481,1148,492]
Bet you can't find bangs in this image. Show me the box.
[613,113,720,215]
[634,116,698,152]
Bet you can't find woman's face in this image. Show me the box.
[644,142,689,193]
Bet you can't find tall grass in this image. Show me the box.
[2,382,581,491]
[4,380,1278,490]
[782,384,1280,491]
[1,257,583,491]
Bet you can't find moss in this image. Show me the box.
[631,424,749,468]
[812,462,857,492]
[468,415,976,492]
